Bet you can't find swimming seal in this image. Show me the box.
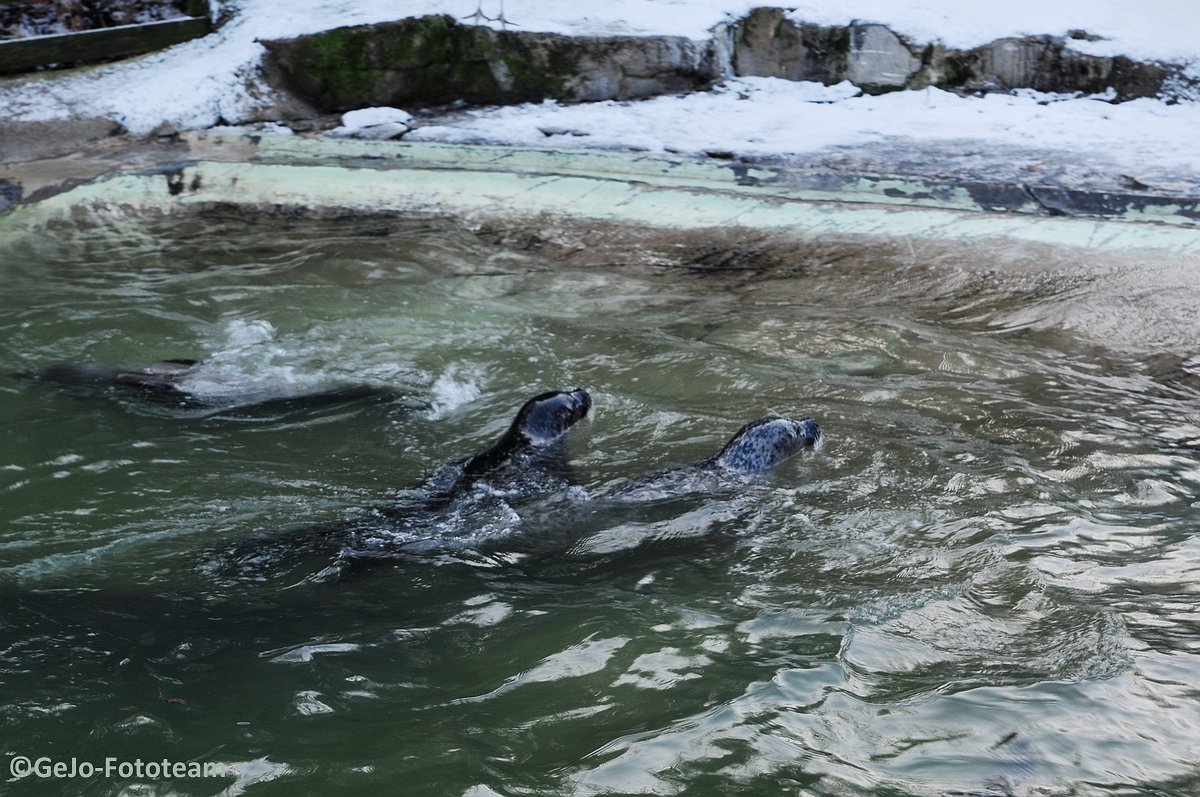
[605,415,821,500]
[418,388,593,502]
[477,413,823,568]
[16,358,408,415]
[20,359,203,405]
[215,388,594,581]
[705,416,822,474]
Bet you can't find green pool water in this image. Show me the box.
[1,208,1198,796]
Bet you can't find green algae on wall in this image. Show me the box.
[268,16,502,109]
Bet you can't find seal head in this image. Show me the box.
[706,416,822,474]
[603,414,821,501]
[462,388,592,476]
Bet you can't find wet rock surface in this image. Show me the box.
[3,130,1200,229]
[743,137,1200,221]
[261,14,720,112]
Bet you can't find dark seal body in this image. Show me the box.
[22,359,202,406]
[16,358,408,414]
[211,388,593,582]
[414,388,593,504]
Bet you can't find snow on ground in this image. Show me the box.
[0,0,450,133]
[0,0,1198,185]
[407,78,1200,182]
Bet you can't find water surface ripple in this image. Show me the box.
[1,214,1197,796]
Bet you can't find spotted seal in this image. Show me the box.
[476,414,823,568]
[706,416,822,473]
[604,415,821,500]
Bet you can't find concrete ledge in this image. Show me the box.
[3,135,1199,231]
[245,137,1200,228]
[3,136,1198,258]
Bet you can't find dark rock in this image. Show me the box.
[257,9,1197,116]
[260,14,719,112]
[731,7,847,83]
[728,10,1194,102]
[939,35,1172,100]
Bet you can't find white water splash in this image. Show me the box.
[426,366,483,419]
[176,318,333,400]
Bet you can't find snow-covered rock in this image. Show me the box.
[327,107,414,140]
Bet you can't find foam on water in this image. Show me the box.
[177,318,324,400]
[426,366,484,419]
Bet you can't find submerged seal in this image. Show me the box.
[21,359,203,405]
[16,358,407,415]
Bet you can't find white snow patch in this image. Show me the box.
[781,1,1200,65]
[0,1,1198,137]
[408,78,1200,177]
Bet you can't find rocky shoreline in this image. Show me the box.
[260,9,1198,112]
